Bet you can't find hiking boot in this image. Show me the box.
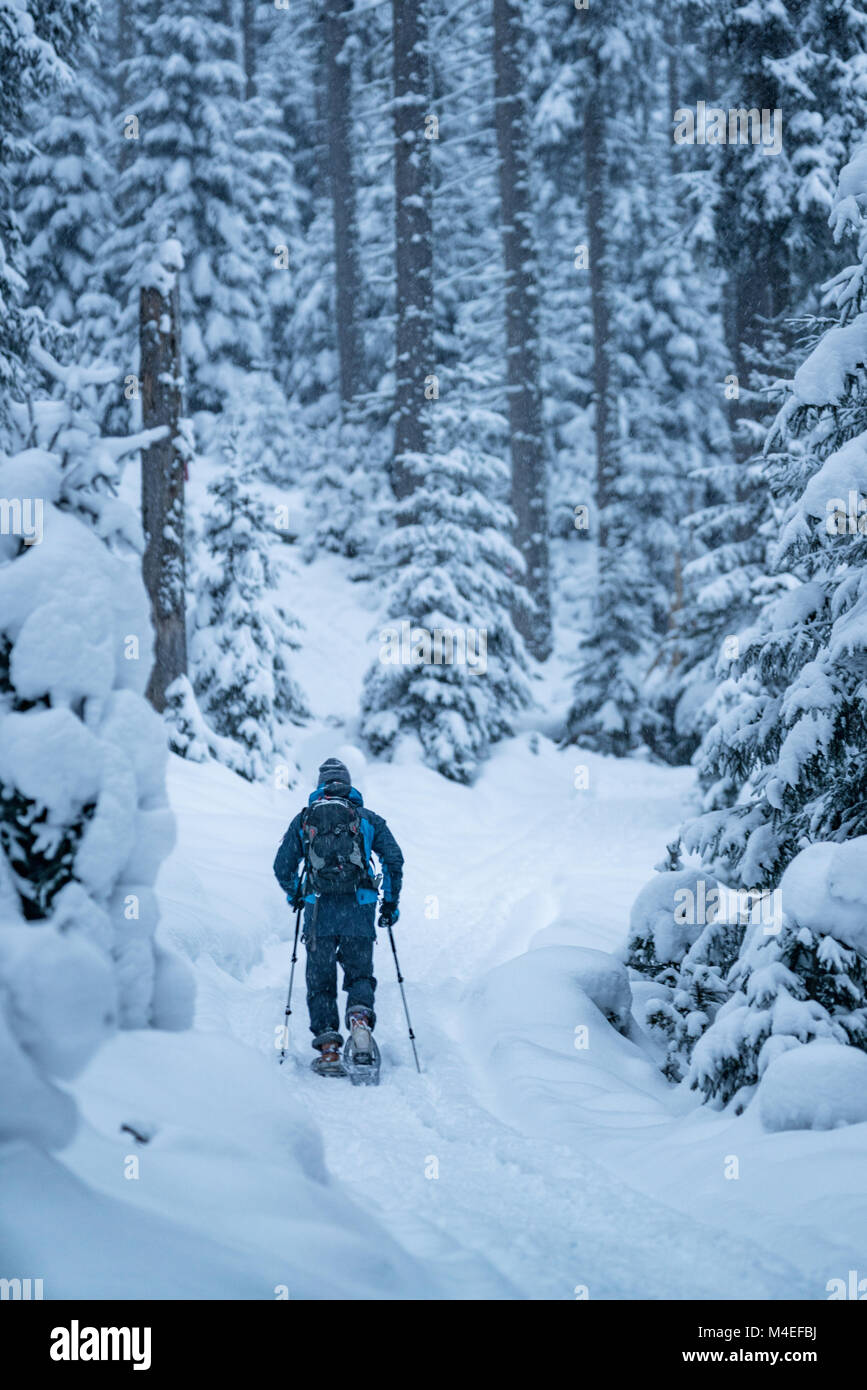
[347,1007,374,1062]
[311,1031,346,1077]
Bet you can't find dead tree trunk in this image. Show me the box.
[493,0,551,659]
[140,254,187,712]
[324,0,364,404]
[391,0,433,501]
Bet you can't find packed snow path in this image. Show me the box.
[142,744,837,1299]
[46,555,864,1299]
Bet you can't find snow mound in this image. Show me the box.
[0,925,116,1148]
[780,838,867,953]
[35,1029,442,1299]
[529,931,632,1032]
[627,869,719,969]
[461,944,667,1129]
[758,1041,867,1132]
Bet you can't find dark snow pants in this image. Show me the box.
[305,933,377,1046]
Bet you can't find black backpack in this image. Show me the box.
[301,796,371,895]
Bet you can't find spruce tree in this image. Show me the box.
[190,442,308,782]
[15,41,117,363]
[0,0,97,428]
[108,0,266,413]
[666,0,867,787]
[686,144,867,887]
[360,436,531,783]
[563,1,703,756]
[690,904,867,1109]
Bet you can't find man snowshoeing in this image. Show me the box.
[273,758,403,1077]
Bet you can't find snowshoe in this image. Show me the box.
[344,1009,381,1086]
[310,1042,346,1078]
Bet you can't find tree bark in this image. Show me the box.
[720,63,789,459]
[140,262,187,712]
[242,0,256,100]
[391,0,433,500]
[324,0,364,404]
[583,69,617,563]
[493,0,551,658]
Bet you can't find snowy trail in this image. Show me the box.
[58,738,858,1299]
[53,553,864,1299]
[245,971,806,1300]
[174,740,815,1300]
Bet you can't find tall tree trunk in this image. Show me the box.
[242,0,256,99]
[391,0,433,501]
[324,0,364,404]
[140,255,187,712]
[721,63,789,460]
[493,0,551,658]
[583,71,617,566]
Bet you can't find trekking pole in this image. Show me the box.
[279,904,303,1065]
[386,922,421,1073]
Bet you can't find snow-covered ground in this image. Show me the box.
[8,545,866,1300]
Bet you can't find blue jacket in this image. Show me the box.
[273,786,404,938]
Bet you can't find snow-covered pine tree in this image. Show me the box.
[357,0,537,779]
[107,0,267,414]
[644,910,745,1083]
[190,439,307,783]
[425,0,511,558]
[233,92,303,392]
[562,0,705,757]
[685,143,867,889]
[0,347,192,1150]
[626,855,738,1083]
[253,0,391,559]
[664,0,867,787]
[221,0,306,396]
[256,1,336,413]
[15,35,117,366]
[633,171,734,761]
[360,435,531,783]
[529,0,594,544]
[688,843,867,1108]
[702,0,862,459]
[0,0,97,429]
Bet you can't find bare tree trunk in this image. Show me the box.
[721,63,789,460]
[324,0,364,404]
[140,258,187,712]
[242,0,256,99]
[391,0,433,501]
[493,0,551,659]
[583,72,617,561]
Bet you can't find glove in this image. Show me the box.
[288,886,305,911]
[379,901,399,928]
